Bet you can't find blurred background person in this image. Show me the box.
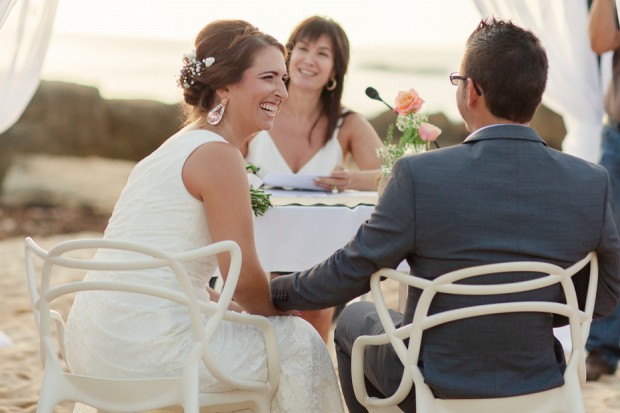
[243,15,384,193]
[584,0,620,382]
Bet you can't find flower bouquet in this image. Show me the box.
[246,163,272,217]
[377,88,442,177]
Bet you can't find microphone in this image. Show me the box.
[365,87,393,111]
[365,86,440,149]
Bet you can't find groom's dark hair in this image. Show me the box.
[464,18,548,123]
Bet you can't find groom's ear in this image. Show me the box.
[466,80,482,109]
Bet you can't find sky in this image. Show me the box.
[51,0,482,48]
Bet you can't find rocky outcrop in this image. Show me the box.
[0,80,181,183]
[0,80,567,186]
[529,104,567,150]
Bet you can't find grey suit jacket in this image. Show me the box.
[271,125,620,398]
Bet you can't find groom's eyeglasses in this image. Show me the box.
[450,72,482,96]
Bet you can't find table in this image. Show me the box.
[254,189,408,310]
[254,189,378,273]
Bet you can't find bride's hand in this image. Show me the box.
[206,285,246,312]
[280,309,302,316]
[227,300,245,313]
[260,303,301,317]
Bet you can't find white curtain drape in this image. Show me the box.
[472,0,603,163]
[0,0,59,135]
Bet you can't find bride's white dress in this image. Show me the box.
[64,127,344,412]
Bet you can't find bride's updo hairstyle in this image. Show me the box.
[181,20,286,124]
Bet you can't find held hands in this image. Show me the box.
[313,165,351,193]
[209,285,302,316]
[255,303,302,317]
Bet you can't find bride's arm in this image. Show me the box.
[183,141,283,316]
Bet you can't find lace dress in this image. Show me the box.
[64,126,344,412]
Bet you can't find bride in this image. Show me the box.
[64,19,344,412]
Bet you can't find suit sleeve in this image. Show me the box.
[271,158,418,311]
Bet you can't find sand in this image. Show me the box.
[0,154,619,412]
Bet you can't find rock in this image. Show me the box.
[0,79,567,188]
[529,104,566,150]
[1,154,133,214]
[102,98,181,161]
[0,80,181,183]
[0,81,108,156]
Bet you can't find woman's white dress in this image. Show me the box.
[64,127,344,412]
[246,123,345,177]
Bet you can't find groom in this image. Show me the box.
[270,18,620,412]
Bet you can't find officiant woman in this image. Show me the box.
[242,15,385,342]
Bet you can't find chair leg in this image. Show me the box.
[36,374,61,413]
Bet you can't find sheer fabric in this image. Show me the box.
[0,0,58,134]
[472,0,605,163]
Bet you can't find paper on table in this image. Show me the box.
[262,173,326,191]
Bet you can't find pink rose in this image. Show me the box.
[393,89,425,115]
[418,122,442,141]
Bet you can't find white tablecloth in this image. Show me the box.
[254,190,377,272]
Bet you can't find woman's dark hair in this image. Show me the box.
[463,18,548,123]
[181,20,286,124]
[287,16,351,145]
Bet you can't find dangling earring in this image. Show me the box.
[326,78,337,91]
[207,98,227,125]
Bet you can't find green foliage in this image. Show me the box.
[250,187,272,217]
[377,114,429,176]
[246,162,272,216]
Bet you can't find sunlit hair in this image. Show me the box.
[464,18,548,123]
[287,16,350,145]
[181,20,286,124]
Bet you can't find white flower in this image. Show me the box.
[203,57,215,67]
[177,51,216,89]
[247,173,264,189]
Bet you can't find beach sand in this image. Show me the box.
[0,155,619,412]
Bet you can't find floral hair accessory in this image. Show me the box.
[176,50,215,89]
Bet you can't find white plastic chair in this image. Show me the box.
[351,253,598,413]
[25,236,281,413]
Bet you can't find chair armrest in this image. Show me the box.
[350,268,423,409]
[51,310,66,361]
[351,325,415,408]
[198,300,280,395]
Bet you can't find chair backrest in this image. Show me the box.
[25,236,280,413]
[352,253,598,413]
